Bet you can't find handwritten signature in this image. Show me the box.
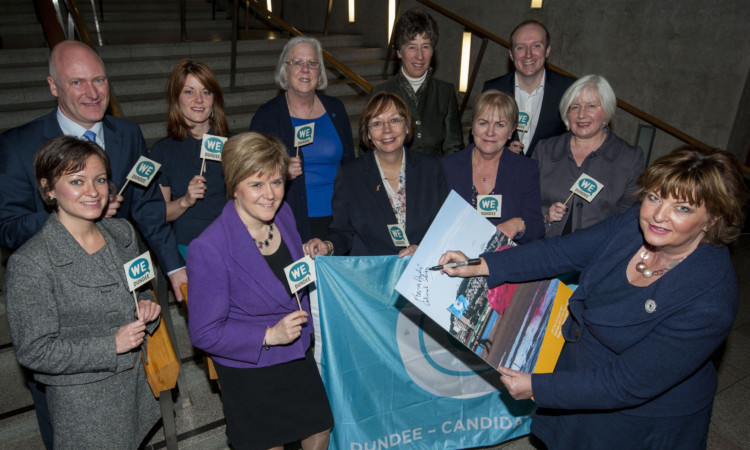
[411,265,431,306]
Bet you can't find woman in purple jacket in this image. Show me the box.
[186,132,332,449]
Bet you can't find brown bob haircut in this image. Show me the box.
[222,132,290,199]
[166,59,229,140]
[34,135,111,208]
[635,146,747,246]
[359,92,414,151]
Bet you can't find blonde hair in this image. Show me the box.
[222,132,290,199]
[472,89,519,129]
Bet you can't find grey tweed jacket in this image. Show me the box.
[6,213,156,386]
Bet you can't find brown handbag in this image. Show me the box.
[141,290,180,398]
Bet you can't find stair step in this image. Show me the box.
[0,47,383,88]
[0,34,367,65]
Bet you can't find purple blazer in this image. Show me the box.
[187,200,311,369]
[441,144,545,244]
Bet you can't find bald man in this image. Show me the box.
[0,41,185,446]
[0,41,185,289]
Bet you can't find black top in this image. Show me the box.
[150,130,228,246]
[263,238,294,297]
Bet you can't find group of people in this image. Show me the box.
[0,7,746,450]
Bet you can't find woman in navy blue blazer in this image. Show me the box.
[438,147,747,448]
[250,37,354,242]
[442,90,544,244]
[150,60,230,259]
[304,92,448,257]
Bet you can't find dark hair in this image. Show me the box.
[166,59,229,140]
[510,19,550,48]
[392,8,439,50]
[635,146,747,246]
[222,132,290,199]
[359,92,414,151]
[34,135,111,207]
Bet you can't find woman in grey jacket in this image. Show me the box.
[533,75,644,237]
[6,136,161,449]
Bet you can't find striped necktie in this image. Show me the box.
[82,129,97,143]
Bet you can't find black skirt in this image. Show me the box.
[214,348,334,449]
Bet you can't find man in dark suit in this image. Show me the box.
[482,20,575,157]
[0,40,185,448]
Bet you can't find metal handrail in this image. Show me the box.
[416,0,748,172]
[243,0,371,93]
[35,0,122,117]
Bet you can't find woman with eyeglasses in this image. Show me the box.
[303,92,449,257]
[533,75,644,238]
[250,36,354,242]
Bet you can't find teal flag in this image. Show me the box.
[316,255,534,449]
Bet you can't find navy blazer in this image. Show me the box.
[249,93,355,241]
[187,201,311,369]
[441,145,544,244]
[0,110,183,272]
[150,131,228,246]
[326,148,449,256]
[482,70,575,157]
[484,206,737,419]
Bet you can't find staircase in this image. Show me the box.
[0,1,387,447]
[0,0,390,146]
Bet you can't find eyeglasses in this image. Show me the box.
[285,60,321,70]
[368,117,405,131]
[568,102,601,113]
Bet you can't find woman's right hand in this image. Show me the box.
[437,251,489,278]
[265,310,309,346]
[508,140,524,154]
[181,175,207,207]
[115,320,147,354]
[545,202,568,224]
[303,238,332,259]
[288,156,303,180]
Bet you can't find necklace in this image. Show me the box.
[286,92,314,119]
[635,246,682,278]
[249,223,274,249]
[472,150,498,183]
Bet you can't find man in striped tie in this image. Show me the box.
[0,40,186,449]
